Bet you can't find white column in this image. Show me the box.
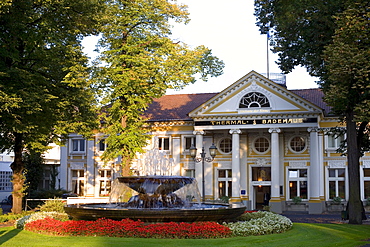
[86,139,95,197]
[60,144,68,190]
[230,129,242,203]
[239,134,248,202]
[193,130,204,196]
[172,136,181,176]
[318,131,325,200]
[308,127,320,201]
[308,127,323,214]
[269,128,281,201]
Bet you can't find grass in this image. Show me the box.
[1,223,370,247]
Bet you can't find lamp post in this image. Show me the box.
[190,144,217,202]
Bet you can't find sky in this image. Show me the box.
[82,0,319,95]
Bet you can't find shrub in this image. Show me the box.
[38,198,66,213]
[26,189,71,209]
[219,196,229,203]
[226,211,292,237]
[15,211,69,229]
[0,211,33,223]
[292,196,302,204]
[332,197,342,204]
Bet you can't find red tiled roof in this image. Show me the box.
[290,88,332,115]
[144,93,217,121]
[144,89,331,121]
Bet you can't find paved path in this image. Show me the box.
[282,211,370,224]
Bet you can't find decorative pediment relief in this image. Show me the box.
[188,71,322,120]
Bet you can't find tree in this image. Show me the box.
[254,0,369,223]
[323,1,370,224]
[93,0,224,166]
[24,151,45,195]
[0,1,103,213]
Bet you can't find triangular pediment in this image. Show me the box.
[188,71,322,120]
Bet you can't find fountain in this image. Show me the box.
[64,138,246,222]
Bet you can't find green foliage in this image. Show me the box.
[0,211,33,223]
[23,151,45,193]
[323,1,370,122]
[219,196,229,203]
[254,0,370,225]
[292,196,302,204]
[333,197,342,204]
[254,0,346,77]
[94,0,224,163]
[38,199,66,213]
[26,189,71,209]
[28,189,71,200]
[0,0,104,213]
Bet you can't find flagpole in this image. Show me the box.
[267,32,270,79]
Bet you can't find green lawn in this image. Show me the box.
[1,223,370,247]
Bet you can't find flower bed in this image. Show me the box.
[21,211,292,238]
[24,217,231,239]
[226,211,293,236]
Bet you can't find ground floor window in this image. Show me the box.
[252,167,271,181]
[328,168,345,199]
[71,169,85,196]
[39,165,59,190]
[184,169,195,178]
[218,169,232,198]
[0,171,12,191]
[288,169,308,200]
[99,170,112,197]
[364,168,370,199]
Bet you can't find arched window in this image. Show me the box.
[239,92,270,108]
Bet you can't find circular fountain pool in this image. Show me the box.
[65,176,245,222]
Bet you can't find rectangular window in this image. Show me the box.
[184,169,195,178]
[218,169,232,198]
[328,168,346,199]
[98,139,106,152]
[158,137,170,151]
[365,181,370,199]
[0,171,12,191]
[184,137,195,151]
[71,139,85,152]
[288,169,308,200]
[252,167,271,181]
[71,169,85,196]
[364,168,370,199]
[327,134,344,149]
[99,170,112,197]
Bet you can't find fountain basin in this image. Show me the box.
[64,176,246,222]
[64,203,246,222]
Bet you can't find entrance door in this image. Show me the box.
[254,186,271,210]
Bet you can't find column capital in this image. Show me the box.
[268,127,281,134]
[193,130,205,135]
[229,129,242,135]
[307,127,319,133]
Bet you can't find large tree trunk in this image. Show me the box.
[346,112,363,224]
[10,133,24,214]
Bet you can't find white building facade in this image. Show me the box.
[60,71,370,213]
